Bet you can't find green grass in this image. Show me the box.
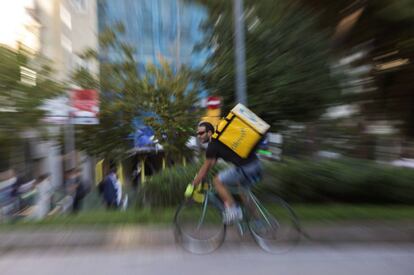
[1,204,413,230]
[294,204,414,221]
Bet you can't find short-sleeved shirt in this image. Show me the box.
[206,139,258,166]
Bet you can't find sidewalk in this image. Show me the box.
[0,221,413,251]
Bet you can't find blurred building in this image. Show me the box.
[0,0,42,174]
[34,0,99,187]
[36,0,99,80]
[0,0,40,53]
[0,1,99,187]
[98,0,208,71]
[0,0,99,79]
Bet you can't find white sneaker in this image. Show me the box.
[223,206,243,225]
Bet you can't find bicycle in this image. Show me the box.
[174,181,302,254]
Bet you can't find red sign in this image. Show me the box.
[207,96,221,109]
[70,89,99,125]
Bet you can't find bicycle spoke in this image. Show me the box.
[246,193,301,253]
[174,195,226,254]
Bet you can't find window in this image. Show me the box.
[60,5,72,29]
[71,0,87,13]
[61,35,72,52]
[73,55,89,70]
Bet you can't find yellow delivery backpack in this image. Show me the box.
[212,103,270,158]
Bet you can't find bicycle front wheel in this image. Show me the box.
[174,197,226,254]
[247,194,301,253]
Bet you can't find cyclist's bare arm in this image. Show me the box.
[192,158,217,186]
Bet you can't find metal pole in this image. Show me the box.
[65,92,76,170]
[64,117,76,170]
[233,0,247,105]
[176,0,181,70]
[140,159,145,184]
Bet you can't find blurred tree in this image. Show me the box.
[141,60,201,160]
[351,1,414,138]
[72,24,201,161]
[0,46,63,171]
[195,0,341,129]
[302,0,414,138]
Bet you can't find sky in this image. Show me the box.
[0,0,37,49]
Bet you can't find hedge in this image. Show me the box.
[259,158,414,204]
[137,158,414,207]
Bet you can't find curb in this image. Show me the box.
[301,221,414,243]
[0,221,413,251]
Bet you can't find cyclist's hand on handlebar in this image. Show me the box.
[184,183,194,198]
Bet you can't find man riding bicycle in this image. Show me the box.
[191,121,263,225]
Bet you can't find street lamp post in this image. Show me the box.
[233,0,247,106]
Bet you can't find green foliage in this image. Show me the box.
[137,162,224,207]
[137,163,200,207]
[72,26,144,159]
[375,0,414,22]
[197,0,340,126]
[142,60,202,159]
[3,204,414,228]
[72,67,99,90]
[138,157,414,207]
[72,24,201,160]
[259,158,414,204]
[0,46,63,169]
[302,0,414,137]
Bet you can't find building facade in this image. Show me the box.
[36,0,99,81]
[1,0,98,189]
[98,0,208,71]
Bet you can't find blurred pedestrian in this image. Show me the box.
[0,168,20,219]
[72,168,91,213]
[100,162,127,210]
[30,173,53,220]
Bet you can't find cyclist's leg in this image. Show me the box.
[214,166,243,207]
[215,167,244,224]
[213,176,235,208]
[240,159,263,187]
[237,160,263,218]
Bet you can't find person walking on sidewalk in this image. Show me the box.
[99,163,127,210]
[72,168,91,213]
[31,173,53,220]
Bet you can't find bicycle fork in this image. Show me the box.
[235,214,250,237]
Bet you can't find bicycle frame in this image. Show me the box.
[196,182,268,233]
[176,181,303,253]
[247,192,281,229]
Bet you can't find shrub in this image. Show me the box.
[259,158,414,204]
[137,162,225,207]
[137,157,414,207]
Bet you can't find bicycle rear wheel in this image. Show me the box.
[174,196,226,254]
[247,194,301,253]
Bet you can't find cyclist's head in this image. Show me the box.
[197,121,214,144]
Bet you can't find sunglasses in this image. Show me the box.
[197,131,206,136]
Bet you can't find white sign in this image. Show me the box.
[41,96,70,124]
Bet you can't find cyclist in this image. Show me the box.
[191,121,263,224]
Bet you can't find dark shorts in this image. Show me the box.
[218,159,262,189]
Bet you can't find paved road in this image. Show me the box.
[0,243,413,275]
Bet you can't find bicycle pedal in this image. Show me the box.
[236,223,245,237]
